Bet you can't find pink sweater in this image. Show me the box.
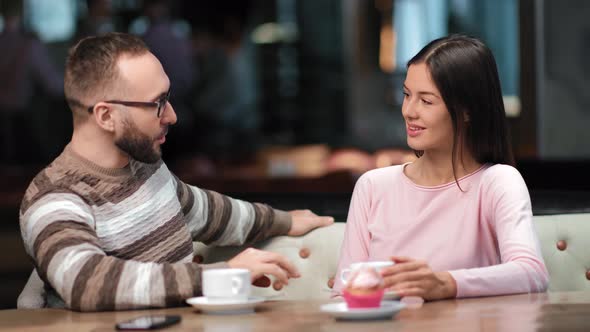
[335,163,549,297]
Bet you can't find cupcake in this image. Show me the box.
[342,266,385,308]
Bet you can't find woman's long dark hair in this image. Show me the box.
[407,34,515,188]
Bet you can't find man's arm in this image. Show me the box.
[20,192,201,312]
[174,177,333,246]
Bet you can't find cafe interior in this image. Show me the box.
[1,0,590,330]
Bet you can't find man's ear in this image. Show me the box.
[92,102,117,132]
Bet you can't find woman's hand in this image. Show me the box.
[380,256,457,300]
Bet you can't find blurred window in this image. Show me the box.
[24,0,77,42]
[391,0,519,115]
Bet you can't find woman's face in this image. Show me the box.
[401,63,454,155]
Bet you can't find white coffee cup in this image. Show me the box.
[202,268,251,303]
[340,261,394,284]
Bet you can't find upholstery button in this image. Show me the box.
[193,255,204,263]
[586,271,590,281]
[556,240,567,251]
[327,277,335,289]
[299,248,310,258]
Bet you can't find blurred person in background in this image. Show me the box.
[182,1,261,161]
[140,0,196,159]
[0,0,63,165]
[74,0,118,41]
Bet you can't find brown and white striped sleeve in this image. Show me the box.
[173,177,292,246]
[20,192,202,312]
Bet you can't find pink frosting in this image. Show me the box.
[348,268,383,289]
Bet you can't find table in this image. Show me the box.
[1,292,589,332]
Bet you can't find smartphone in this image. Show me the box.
[115,315,181,330]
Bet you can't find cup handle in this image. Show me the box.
[340,268,351,284]
[232,277,244,295]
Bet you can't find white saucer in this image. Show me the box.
[186,296,265,315]
[384,290,400,300]
[320,301,405,320]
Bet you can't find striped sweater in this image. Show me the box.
[19,145,291,312]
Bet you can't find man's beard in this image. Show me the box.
[115,119,165,164]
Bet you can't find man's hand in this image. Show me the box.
[287,209,334,236]
[227,248,300,287]
[380,256,457,301]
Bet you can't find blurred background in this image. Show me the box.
[1,0,589,309]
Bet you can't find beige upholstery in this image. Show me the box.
[16,214,590,308]
[16,269,45,309]
[193,223,345,300]
[196,214,590,296]
[534,213,590,291]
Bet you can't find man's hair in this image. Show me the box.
[64,32,149,118]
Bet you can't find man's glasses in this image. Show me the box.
[87,89,171,118]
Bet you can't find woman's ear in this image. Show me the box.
[464,112,470,123]
[93,102,117,132]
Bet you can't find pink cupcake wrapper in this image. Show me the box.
[342,289,385,308]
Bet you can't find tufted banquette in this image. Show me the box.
[17,213,590,307]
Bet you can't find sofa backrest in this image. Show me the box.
[17,213,590,308]
[534,213,590,291]
[193,223,345,300]
[195,213,590,299]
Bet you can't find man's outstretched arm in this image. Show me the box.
[174,177,333,246]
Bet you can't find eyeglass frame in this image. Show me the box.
[86,89,171,118]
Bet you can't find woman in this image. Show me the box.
[335,35,548,300]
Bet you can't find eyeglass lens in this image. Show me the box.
[157,91,171,117]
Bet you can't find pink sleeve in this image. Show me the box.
[333,174,373,293]
[449,166,549,297]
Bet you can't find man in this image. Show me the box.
[19,32,333,312]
